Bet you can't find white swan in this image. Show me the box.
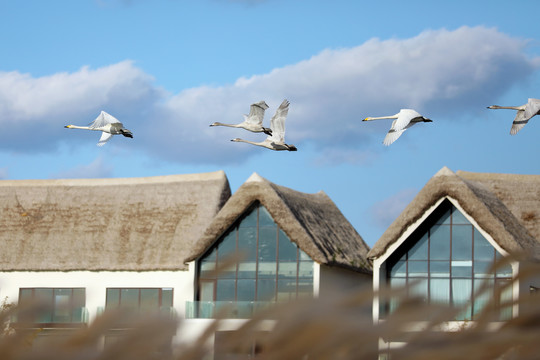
[210,101,272,135]
[487,98,540,135]
[363,109,432,146]
[231,99,297,151]
[65,111,133,146]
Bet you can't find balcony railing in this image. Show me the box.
[185,301,276,319]
[12,307,89,328]
[98,306,176,317]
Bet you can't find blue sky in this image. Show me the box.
[1,0,539,247]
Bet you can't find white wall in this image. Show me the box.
[318,265,371,299]
[0,269,194,342]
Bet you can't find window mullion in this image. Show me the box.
[296,246,299,299]
[235,226,239,302]
[449,210,453,307]
[255,206,259,302]
[275,226,279,302]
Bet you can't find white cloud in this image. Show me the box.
[0,168,7,179]
[369,188,418,229]
[0,26,537,164]
[51,157,113,179]
[0,60,163,152]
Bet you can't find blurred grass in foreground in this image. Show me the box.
[0,254,539,360]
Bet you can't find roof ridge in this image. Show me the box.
[0,171,227,187]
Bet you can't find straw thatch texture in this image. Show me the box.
[368,167,540,260]
[0,171,231,271]
[187,173,371,273]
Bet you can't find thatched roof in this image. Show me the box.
[368,167,540,260]
[187,173,371,273]
[0,171,231,271]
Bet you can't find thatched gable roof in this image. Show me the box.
[187,173,371,273]
[368,167,540,260]
[0,171,231,271]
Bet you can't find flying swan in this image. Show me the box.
[231,99,297,151]
[363,109,433,146]
[210,101,272,135]
[65,111,133,146]
[487,98,540,135]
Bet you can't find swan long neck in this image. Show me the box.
[212,122,239,128]
[363,115,398,121]
[65,125,96,130]
[236,138,259,146]
[231,138,267,149]
[488,105,520,110]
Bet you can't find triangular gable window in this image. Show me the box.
[195,202,313,317]
[385,199,512,320]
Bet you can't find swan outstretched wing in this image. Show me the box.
[510,110,528,135]
[89,111,121,129]
[97,132,113,146]
[246,101,269,125]
[384,120,406,146]
[268,99,290,143]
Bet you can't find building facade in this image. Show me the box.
[0,171,371,356]
[1,167,539,358]
[368,167,540,353]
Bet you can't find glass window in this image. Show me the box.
[452,208,469,224]
[18,288,86,324]
[197,203,314,307]
[408,261,428,277]
[385,200,512,320]
[237,279,256,301]
[106,288,173,312]
[140,289,159,310]
[239,209,257,228]
[258,261,277,279]
[238,227,257,262]
[54,289,75,323]
[121,289,139,309]
[216,280,235,301]
[106,288,120,307]
[474,259,492,275]
[258,206,275,227]
[409,233,428,260]
[452,261,472,277]
[162,289,173,308]
[474,230,493,260]
[409,279,428,303]
[257,279,276,301]
[452,226,472,260]
[435,209,451,225]
[473,279,491,318]
[452,279,472,306]
[279,229,298,262]
[390,261,407,277]
[430,278,450,303]
[258,227,277,262]
[430,261,450,277]
[299,261,314,278]
[219,231,237,261]
[200,281,215,302]
[429,224,450,260]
